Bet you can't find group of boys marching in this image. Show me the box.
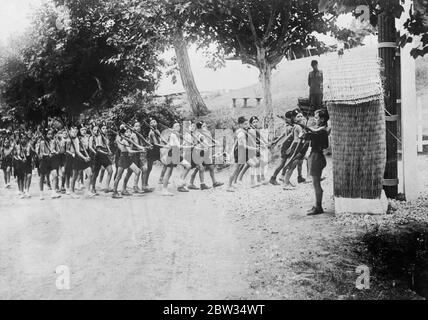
[0,117,226,200]
[1,108,330,215]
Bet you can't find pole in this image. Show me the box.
[399,0,418,201]
[378,7,399,199]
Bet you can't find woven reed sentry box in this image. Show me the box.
[324,53,388,214]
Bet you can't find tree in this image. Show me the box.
[319,0,428,57]
[0,0,164,123]
[101,0,212,116]
[188,0,342,133]
[148,0,211,116]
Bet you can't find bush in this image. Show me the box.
[360,222,428,298]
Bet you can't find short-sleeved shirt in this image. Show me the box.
[236,128,247,148]
[308,127,329,152]
[95,134,109,152]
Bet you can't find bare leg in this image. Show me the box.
[104,165,113,190]
[6,167,11,185]
[189,168,199,186]
[237,163,250,182]
[25,173,32,193]
[197,165,205,185]
[162,166,174,196]
[123,169,134,192]
[99,167,105,184]
[144,159,154,186]
[70,170,80,194]
[113,167,124,192]
[39,173,45,199]
[133,170,141,189]
[159,165,167,183]
[228,164,244,190]
[271,158,287,181]
[284,160,299,188]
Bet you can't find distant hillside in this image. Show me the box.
[175,45,428,121]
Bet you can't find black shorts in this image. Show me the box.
[308,150,326,177]
[73,157,91,171]
[281,142,292,159]
[58,153,66,167]
[50,155,60,171]
[14,160,26,179]
[64,154,74,177]
[39,156,52,175]
[147,146,160,162]
[24,158,33,174]
[118,152,131,169]
[1,156,12,170]
[130,153,141,168]
[95,152,112,171]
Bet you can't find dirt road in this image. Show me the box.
[0,168,251,299]
[1,156,427,300]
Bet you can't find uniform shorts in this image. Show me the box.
[14,159,26,179]
[1,155,12,170]
[308,150,326,177]
[73,156,91,171]
[64,154,74,177]
[95,152,112,171]
[118,152,131,169]
[39,156,53,175]
[147,146,160,162]
[50,154,60,171]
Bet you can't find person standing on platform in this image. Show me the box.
[308,60,323,110]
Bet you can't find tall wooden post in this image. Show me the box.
[378,9,399,199]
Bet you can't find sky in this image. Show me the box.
[0,0,43,45]
[0,0,363,95]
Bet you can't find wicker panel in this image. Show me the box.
[324,54,383,104]
[327,98,386,199]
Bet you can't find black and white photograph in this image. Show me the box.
[0,0,427,305]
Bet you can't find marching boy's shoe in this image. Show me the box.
[121,190,132,196]
[70,193,80,199]
[133,187,143,194]
[213,182,224,188]
[269,177,279,186]
[51,191,61,199]
[177,186,189,192]
[112,192,123,199]
[307,207,324,216]
[298,176,306,183]
[200,184,211,190]
[162,189,174,196]
[142,187,155,193]
[187,184,199,190]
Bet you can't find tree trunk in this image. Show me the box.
[173,32,209,116]
[257,48,274,136]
